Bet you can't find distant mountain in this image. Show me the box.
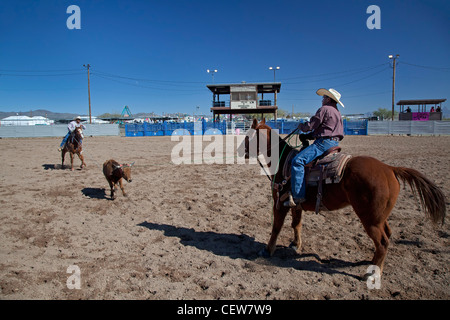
[0,109,79,120]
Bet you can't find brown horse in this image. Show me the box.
[61,127,87,171]
[241,119,446,279]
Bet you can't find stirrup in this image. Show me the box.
[283,192,305,208]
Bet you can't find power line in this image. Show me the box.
[0,68,83,72]
[400,61,450,72]
[279,63,389,82]
[0,72,84,77]
[282,66,390,93]
[91,73,209,93]
[92,69,207,85]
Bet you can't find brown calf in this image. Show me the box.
[102,159,134,200]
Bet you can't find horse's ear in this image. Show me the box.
[251,118,258,129]
[261,118,266,124]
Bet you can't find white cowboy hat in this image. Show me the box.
[75,116,82,120]
[316,88,345,108]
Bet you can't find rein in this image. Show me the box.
[69,129,83,149]
[256,127,301,184]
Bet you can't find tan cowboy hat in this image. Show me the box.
[316,88,345,108]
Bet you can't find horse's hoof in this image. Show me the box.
[362,272,380,282]
[289,242,299,251]
[258,248,271,258]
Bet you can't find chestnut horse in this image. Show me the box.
[61,127,87,171]
[242,119,446,279]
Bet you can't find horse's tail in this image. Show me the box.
[393,167,446,225]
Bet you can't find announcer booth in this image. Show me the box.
[207,82,281,121]
[398,99,446,121]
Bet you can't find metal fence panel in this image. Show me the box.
[368,121,450,135]
[411,121,434,135]
[390,121,411,135]
[0,124,119,138]
[125,120,227,136]
[433,121,450,135]
[367,121,390,135]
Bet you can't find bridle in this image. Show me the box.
[247,125,300,183]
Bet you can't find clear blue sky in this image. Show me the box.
[1,0,449,117]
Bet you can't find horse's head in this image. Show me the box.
[74,127,84,140]
[238,118,273,159]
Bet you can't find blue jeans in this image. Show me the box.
[60,132,70,148]
[291,138,339,200]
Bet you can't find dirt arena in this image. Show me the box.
[0,134,449,300]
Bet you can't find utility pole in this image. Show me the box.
[83,64,92,124]
[388,55,399,121]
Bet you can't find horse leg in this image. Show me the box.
[61,150,66,169]
[384,221,392,239]
[77,152,86,169]
[289,207,303,251]
[260,204,289,257]
[361,222,390,280]
[70,153,74,171]
[354,194,397,279]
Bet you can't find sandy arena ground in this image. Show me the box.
[0,134,449,300]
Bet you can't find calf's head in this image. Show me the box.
[115,162,135,182]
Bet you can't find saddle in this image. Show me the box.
[277,146,352,213]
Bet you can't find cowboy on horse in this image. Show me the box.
[286,88,344,207]
[58,116,86,152]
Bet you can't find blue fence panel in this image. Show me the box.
[266,120,305,134]
[125,120,227,137]
[343,119,368,135]
[266,119,368,136]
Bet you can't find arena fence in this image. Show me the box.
[368,121,450,135]
[125,119,227,136]
[266,119,368,135]
[1,120,447,138]
[125,119,370,136]
[0,124,120,138]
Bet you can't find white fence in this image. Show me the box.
[368,121,450,135]
[0,124,120,138]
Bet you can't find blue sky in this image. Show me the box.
[0,0,449,117]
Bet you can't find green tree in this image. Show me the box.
[373,108,398,120]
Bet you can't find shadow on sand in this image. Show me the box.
[81,187,109,200]
[138,221,367,280]
[42,164,61,170]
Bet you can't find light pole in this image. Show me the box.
[83,64,92,124]
[207,69,218,83]
[388,54,399,121]
[269,66,280,82]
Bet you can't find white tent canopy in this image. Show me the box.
[0,115,54,126]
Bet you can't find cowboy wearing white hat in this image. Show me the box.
[58,116,86,151]
[285,88,345,207]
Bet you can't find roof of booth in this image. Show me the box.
[207,82,281,95]
[397,99,446,105]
